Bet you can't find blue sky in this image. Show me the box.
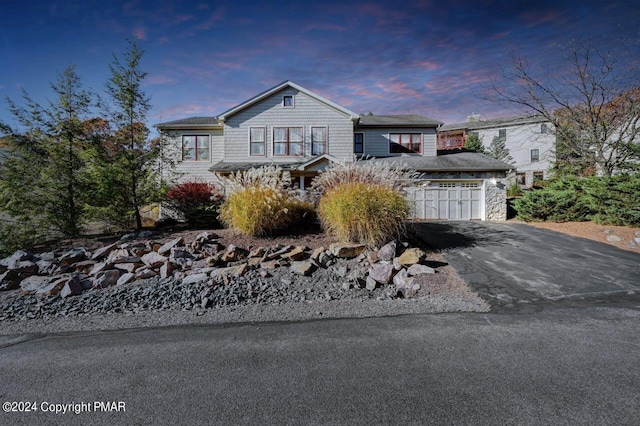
[1,0,638,134]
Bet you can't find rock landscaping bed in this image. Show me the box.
[0,228,488,333]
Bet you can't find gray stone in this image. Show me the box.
[182,273,209,285]
[605,235,623,242]
[158,237,185,256]
[283,246,308,261]
[1,250,33,269]
[20,275,55,294]
[365,276,378,291]
[141,251,168,268]
[393,269,414,288]
[368,263,394,284]
[60,275,83,298]
[407,264,436,276]
[0,270,21,291]
[114,263,138,273]
[38,252,56,262]
[377,242,397,262]
[93,270,120,289]
[9,260,38,274]
[107,248,134,264]
[60,248,88,265]
[634,237,640,245]
[91,243,118,261]
[89,261,111,276]
[117,272,135,286]
[291,261,315,276]
[160,261,173,279]
[331,265,349,278]
[35,276,69,297]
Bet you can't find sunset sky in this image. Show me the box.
[1,0,638,134]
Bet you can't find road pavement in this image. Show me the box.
[1,308,640,425]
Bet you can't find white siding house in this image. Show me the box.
[155,81,513,220]
[438,115,556,187]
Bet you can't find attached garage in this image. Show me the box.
[373,151,512,221]
[407,181,483,220]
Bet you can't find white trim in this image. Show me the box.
[282,94,294,108]
[248,126,266,157]
[310,125,328,156]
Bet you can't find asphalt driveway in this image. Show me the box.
[411,221,640,311]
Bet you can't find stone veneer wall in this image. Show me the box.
[416,171,508,221]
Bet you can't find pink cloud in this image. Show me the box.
[145,75,176,86]
[132,25,147,40]
[195,7,226,30]
[521,10,564,28]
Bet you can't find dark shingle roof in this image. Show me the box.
[439,114,548,132]
[371,151,512,172]
[155,116,222,129]
[358,114,442,127]
[210,161,305,172]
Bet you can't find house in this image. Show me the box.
[155,81,512,221]
[438,114,555,187]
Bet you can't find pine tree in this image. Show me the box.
[0,65,95,249]
[96,40,162,230]
[486,135,514,164]
[463,133,485,153]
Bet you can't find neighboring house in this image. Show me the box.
[438,114,555,187]
[155,81,512,221]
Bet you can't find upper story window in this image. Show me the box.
[282,95,294,108]
[498,129,506,141]
[182,135,210,161]
[311,127,327,155]
[541,123,548,134]
[273,127,303,156]
[530,148,540,162]
[250,127,265,156]
[354,133,364,154]
[390,133,421,153]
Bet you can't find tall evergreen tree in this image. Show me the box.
[97,40,161,230]
[486,135,514,164]
[0,65,95,249]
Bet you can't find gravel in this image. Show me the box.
[0,253,489,335]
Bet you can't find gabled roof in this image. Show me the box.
[440,114,549,132]
[357,114,442,127]
[209,155,344,174]
[217,81,360,121]
[154,116,223,129]
[372,151,512,172]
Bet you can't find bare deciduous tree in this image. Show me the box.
[489,38,640,176]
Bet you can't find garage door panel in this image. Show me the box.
[408,181,483,220]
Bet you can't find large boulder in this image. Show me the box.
[397,248,425,266]
[368,263,394,284]
[92,270,120,289]
[157,237,184,256]
[0,270,22,291]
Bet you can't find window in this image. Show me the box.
[250,127,265,156]
[498,129,506,141]
[311,127,327,155]
[283,95,294,108]
[530,148,540,162]
[516,173,526,185]
[533,171,544,183]
[354,133,364,154]
[390,133,421,153]
[541,123,548,134]
[273,127,303,156]
[182,135,210,161]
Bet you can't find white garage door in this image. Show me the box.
[407,181,482,220]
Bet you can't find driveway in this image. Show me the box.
[411,221,640,311]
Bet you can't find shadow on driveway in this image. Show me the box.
[409,221,640,313]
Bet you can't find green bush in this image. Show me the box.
[515,175,640,226]
[318,182,409,246]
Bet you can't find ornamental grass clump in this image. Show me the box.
[313,159,416,246]
[219,165,314,236]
